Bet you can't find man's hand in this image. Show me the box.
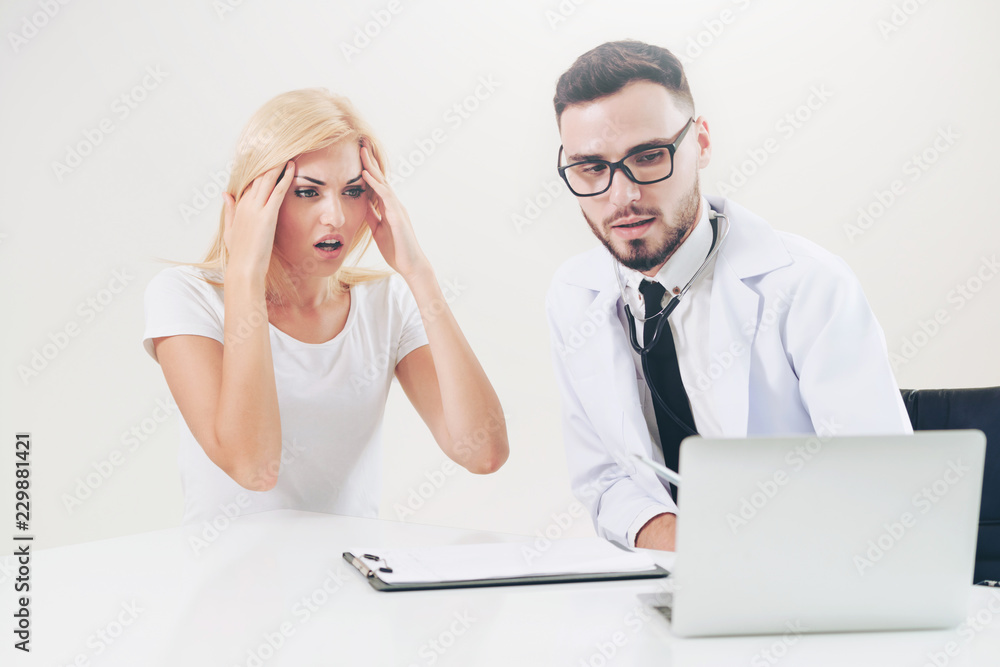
[635,512,676,551]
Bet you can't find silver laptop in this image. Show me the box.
[666,431,985,637]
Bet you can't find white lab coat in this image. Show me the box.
[545,195,913,547]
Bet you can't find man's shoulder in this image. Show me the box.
[714,197,852,283]
[550,245,611,291]
[772,230,855,282]
[545,246,617,332]
[732,216,862,303]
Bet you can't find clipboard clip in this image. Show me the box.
[351,555,376,578]
[348,552,393,578]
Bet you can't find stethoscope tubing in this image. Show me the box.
[615,209,731,439]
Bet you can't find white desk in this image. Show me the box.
[6,510,1000,666]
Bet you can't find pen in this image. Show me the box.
[631,453,682,487]
[352,555,375,578]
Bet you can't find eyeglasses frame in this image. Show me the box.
[557,117,697,197]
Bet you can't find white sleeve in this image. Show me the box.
[784,255,913,436]
[546,282,677,548]
[390,275,429,365]
[142,267,225,362]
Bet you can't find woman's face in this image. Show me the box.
[273,140,370,278]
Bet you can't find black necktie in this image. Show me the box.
[639,279,697,501]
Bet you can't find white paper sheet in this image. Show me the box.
[348,537,659,584]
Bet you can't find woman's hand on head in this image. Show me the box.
[359,143,431,282]
[222,161,295,280]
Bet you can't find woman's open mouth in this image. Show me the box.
[314,238,344,257]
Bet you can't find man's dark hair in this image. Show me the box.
[553,40,694,124]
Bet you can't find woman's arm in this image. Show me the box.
[394,274,509,473]
[154,162,294,491]
[359,145,509,473]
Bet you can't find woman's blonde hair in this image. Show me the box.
[193,88,389,302]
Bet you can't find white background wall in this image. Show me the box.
[1,0,998,554]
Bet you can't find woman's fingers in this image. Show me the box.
[222,161,293,275]
[242,162,289,206]
[367,197,382,222]
[270,160,292,191]
[265,160,295,211]
[360,143,387,183]
[360,168,389,198]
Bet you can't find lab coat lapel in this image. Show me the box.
[709,259,757,437]
[703,195,792,437]
[607,295,652,460]
[591,280,652,461]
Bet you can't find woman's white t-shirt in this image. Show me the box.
[142,265,428,526]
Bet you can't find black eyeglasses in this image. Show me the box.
[557,117,696,197]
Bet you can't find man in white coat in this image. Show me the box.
[547,40,912,551]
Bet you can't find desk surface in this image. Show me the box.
[6,510,1000,667]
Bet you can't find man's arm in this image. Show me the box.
[635,513,676,551]
[782,250,912,436]
[546,282,678,548]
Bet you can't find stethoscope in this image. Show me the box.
[615,208,731,436]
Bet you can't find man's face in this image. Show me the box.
[558,80,711,275]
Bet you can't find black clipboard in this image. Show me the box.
[342,551,670,592]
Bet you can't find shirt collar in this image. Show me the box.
[620,196,713,309]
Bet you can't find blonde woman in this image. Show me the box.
[142,89,508,524]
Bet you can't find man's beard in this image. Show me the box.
[583,179,701,273]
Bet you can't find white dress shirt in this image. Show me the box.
[615,196,724,546]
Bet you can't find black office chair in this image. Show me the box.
[899,387,1000,583]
